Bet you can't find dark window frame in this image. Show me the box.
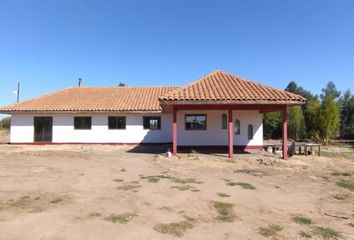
[185,114,207,130]
[222,114,227,129]
[248,124,254,140]
[108,116,126,130]
[74,117,92,130]
[235,119,241,135]
[143,116,161,130]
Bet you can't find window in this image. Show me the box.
[74,117,91,130]
[248,124,253,140]
[108,116,126,129]
[143,116,161,130]
[185,114,207,130]
[222,114,227,129]
[234,119,240,135]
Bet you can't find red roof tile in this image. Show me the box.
[0,86,178,113]
[0,70,305,113]
[159,70,305,104]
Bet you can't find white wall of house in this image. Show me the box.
[10,110,263,146]
[10,113,172,143]
[176,110,263,146]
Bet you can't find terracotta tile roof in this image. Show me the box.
[0,86,178,113]
[0,70,305,113]
[159,70,306,104]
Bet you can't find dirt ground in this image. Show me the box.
[0,144,353,240]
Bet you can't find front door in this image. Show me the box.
[34,117,53,142]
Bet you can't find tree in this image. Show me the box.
[0,117,11,129]
[339,90,354,138]
[263,112,281,139]
[118,82,126,86]
[287,106,306,140]
[285,81,317,139]
[320,81,341,101]
[304,98,321,139]
[317,95,340,144]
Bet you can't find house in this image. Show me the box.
[0,70,305,159]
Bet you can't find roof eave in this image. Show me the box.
[159,99,306,106]
[0,110,164,114]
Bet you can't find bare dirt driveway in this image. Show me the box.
[0,144,353,240]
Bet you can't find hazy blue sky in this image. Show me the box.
[0,0,353,114]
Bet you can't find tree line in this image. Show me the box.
[264,81,354,144]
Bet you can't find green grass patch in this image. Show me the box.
[154,220,194,237]
[336,179,354,191]
[292,215,313,225]
[217,192,230,197]
[332,171,354,177]
[105,212,137,224]
[299,231,312,239]
[171,185,198,192]
[140,175,172,183]
[258,224,283,238]
[312,226,344,240]
[172,177,203,184]
[213,201,235,222]
[224,179,256,190]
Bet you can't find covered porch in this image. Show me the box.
[170,104,289,160]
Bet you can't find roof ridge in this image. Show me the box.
[208,70,305,100]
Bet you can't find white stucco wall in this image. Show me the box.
[10,113,172,143]
[9,110,263,146]
[176,110,263,146]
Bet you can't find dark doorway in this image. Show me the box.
[34,117,53,142]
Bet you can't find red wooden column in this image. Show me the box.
[172,106,177,156]
[282,106,288,160]
[228,109,234,159]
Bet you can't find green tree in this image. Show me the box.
[320,81,341,101]
[339,90,354,138]
[287,106,306,140]
[263,112,281,139]
[304,98,321,139]
[0,117,11,129]
[317,96,340,144]
[285,81,317,139]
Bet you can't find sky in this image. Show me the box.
[0,0,354,117]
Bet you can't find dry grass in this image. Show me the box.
[258,224,283,238]
[336,179,354,191]
[292,215,313,225]
[299,230,312,239]
[153,220,194,237]
[224,179,256,190]
[213,201,235,222]
[311,226,344,240]
[217,192,230,197]
[105,213,137,224]
[171,185,199,192]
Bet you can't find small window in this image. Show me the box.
[248,124,253,140]
[235,119,240,135]
[108,116,126,129]
[185,114,207,130]
[74,117,91,130]
[222,114,227,129]
[143,116,161,130]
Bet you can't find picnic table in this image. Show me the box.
[263,141,321,157]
